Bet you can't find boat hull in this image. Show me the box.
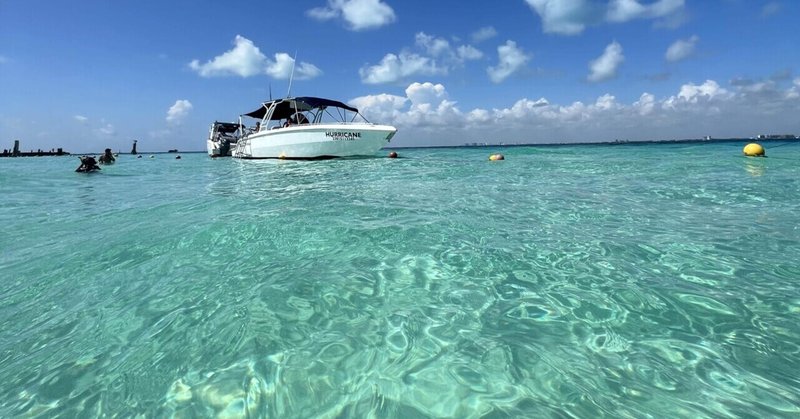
[232,124,396,159]
[207,140,232,157]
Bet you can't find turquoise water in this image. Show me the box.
[1,143,799,417]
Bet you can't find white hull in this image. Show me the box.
[207,140,231,157]
[232,124,396,159]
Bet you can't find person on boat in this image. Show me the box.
[76,156,100,172]
[98,148,115,164]
[289,113,309,125]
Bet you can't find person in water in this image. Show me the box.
[76,156,101,172]
[98,148,115,164]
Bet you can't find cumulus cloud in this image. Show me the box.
[665,35,698,62]
[351,75,800,147]
[457,45,483,61]
[606,0,685,22]
[96,123,116,137]
[525,0,599,35]
[189,36,266,77]
[166,100,193,124]
[633,92,656,115]
[264,53,323,80]
[675,80,729,102]
[350,93,407,123]
[588,41,624,82]
[415,32,484,62]
[360,32,482,84]
[74,115,89,124]
[525,0,685,35]
[487,40,530,83]
[189,36,321,80]
[307,0,396,31]
[360,53,444,84]
[786,78,800,99]
[472,26,498,42]
[416,32,452,57]
[401,82,462,126]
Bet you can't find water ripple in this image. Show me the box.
[1,147,800,417]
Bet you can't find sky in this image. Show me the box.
[1,0,799,152]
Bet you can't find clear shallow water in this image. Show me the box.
[1,143,799,418]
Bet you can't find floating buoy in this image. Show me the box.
[743,143,765,157]
[489,153,504,161]
[175,155,181,159]
[388,151,398,158]
[149,155,155,159]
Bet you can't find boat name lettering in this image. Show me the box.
[325,131,361,140]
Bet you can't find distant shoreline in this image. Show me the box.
[385,137,799,150]
[3,137,797,157]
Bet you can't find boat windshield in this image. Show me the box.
[242,96,370,130]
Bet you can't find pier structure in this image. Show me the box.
[1,140,70,157]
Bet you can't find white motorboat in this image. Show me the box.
[227,96,396,159]
[207,121,242,157]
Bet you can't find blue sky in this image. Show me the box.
[1,0,799,152]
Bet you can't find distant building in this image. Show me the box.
[756,134,798,140]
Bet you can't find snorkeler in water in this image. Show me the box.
[98,148,115,164]
[76,156,101,172]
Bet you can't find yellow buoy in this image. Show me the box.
[743,143,765,157]
[489,153,504,161]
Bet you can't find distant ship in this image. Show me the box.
[168,149,179,153]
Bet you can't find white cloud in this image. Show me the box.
[676,80,728,102]
[594,93,619,110]
[350,93,407,122]
[406,82,448,105]
[360,33,483,84]
[633,92,655,115]
[0,55,8,64]
[588,41,624,82]
[525,0,598,35]
[96,123,115,137]
[354,75,800,146]
[166,100,193,124]
[265,53,322,80]
[606,0,684,22]
[189,35,267,77]
[415,32,484,62]
[472,26,498,42]
[665,35,698,62]
[400,82,462,126]
[307,0,396,31]
[525,0,685,35]
[487,40,530,83]
[359,52,444,84]
[457,45,483,61]
[467,108,492,124]
[74,115,89,124]
[415,33,452,57]
[189,36,321,80]
[787,77,800,99]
